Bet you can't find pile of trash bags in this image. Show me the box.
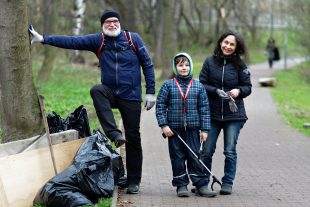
[33,130,124,207]
[47,105,91,138]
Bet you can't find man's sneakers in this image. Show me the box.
[126,184,140,194]
[176,186,190,197]
[114,135,126,148]
[220,183,233,195]
[197,185,217,197]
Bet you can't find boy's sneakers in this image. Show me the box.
[197,185,217,197]
[126,184,140,194]
[220,183,232,195]
[177,186,190,197]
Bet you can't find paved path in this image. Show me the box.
[118,58,310,207]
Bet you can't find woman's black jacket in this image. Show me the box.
[199,55,252,121]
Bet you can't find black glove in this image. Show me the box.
[216,89,229,100]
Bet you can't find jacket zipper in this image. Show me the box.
[221,59,226,120]
[115,40,119,94]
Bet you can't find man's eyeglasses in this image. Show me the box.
[104,19,119,25]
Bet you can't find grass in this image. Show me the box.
[271,61,310,137]
[33,198,112,207]
[32,54,118,131]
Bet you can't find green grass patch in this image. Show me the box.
[33,57,103,130]
[271,61,310,137]
[33,197,112,207]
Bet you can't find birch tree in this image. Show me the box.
[71,0,86,63]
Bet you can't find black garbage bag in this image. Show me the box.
[65,105,91,138]
[94,130,125,185]
[47,112,66,133]
[33,131,124,207]
[46,105,91,138]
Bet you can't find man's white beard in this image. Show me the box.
[103,26,121,37]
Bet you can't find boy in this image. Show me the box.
[156,53,217,197]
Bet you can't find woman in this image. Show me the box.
[199,31,252,195]
[266,38,275,68]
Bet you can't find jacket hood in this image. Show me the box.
[172,52,193,77]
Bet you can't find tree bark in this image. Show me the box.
[106,0,139,32]
[70,0,86,64]
[38,0,58,81]
[0,0,43,143]
[155,0,177,79]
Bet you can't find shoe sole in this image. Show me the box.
[126,190,139,194]
[219,190,232,195]
[177,192,190,197]
[197,193,217,197]
[191,188,217,197]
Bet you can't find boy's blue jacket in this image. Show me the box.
[43,31,155,101]
[156,52,211,131]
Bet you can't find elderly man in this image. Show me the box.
[29,10,156,194]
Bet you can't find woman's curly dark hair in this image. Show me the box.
[213,30,248,68]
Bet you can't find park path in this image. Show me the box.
[117,57,310,207]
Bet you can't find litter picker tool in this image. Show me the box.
[39,95,58,175]
[162,129,221,191]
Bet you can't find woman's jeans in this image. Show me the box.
[203,120,245,186]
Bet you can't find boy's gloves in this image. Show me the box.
[162,126,174,138]
[28,25,43,44]
[200,131,208,142]
[216,89,229,99]
[144,94,156,110]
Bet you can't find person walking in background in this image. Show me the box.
[199,31,252,195]
[156,52,217,198]
[266,37,276,68]
[29,9,156,194]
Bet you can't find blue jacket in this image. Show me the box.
[199,55,252,121]
[156,76,211,132]
[43,31,155,101]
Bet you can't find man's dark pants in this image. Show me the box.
[90,84,142,185]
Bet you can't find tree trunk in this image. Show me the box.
[38,0,58,81]
[0,0,43,143]
[154,0,164,68]
[106,0,139,32]
[71,0,86,64]
[158,0,177,79]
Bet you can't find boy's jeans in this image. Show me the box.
[203,120,245,186]
[168,128,209,188]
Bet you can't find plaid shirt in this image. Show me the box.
[156,77,211,132]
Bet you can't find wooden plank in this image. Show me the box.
[54,138,85,172]
[0,138,85,207]
[0,177,9,207]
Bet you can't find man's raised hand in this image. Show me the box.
[28,25,43,44]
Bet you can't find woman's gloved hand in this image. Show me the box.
[228,99,238,112]
[216,89,229,99]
